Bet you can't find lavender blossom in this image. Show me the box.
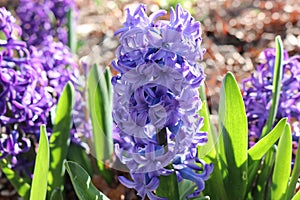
[243,48,300,161]
[17,0,77,46]
[113,4,212,199]
[0,7,87,177]
[0,7,54,175]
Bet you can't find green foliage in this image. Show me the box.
[67,143,93,177]
[271,124,292,199]
[261,36,284,137]
[87,65,113,183]
[202,36,300,200]
[65,161,110,200]
[248,118,286,161]
[157,165,179,200]
[0,159,31,199]
[48,82,75,196]
[29,125,49,200]
[217,72,248,199]
[67,8,77,54]
[286,138,300,199]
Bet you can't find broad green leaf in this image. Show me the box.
[48,82,75,195]
[65,161,110,200]
[271,123,292,199]
[0,159,30,199]
[156,165,179,200]
[67,8,77,54]
[261,36,284,137]
[30,125,49,200]
[67,143,93,176]
[88,65,113,183]
[248,118,286,161]
[286,138,300,199]
[218,72,248,199]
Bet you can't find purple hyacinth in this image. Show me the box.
[112,4,212,199]
[0,7,55,175]
[0,7,88,177]
[243,48,300,161]
[17,0,77,46]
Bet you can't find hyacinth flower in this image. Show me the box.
[243,48,300,162]
[17,0,90,141]
[0,7,54,174]
[0,7,86,179]
[112,4,213,199]
[17,0,77,46]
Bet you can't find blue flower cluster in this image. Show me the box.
[112,4,213,199]
[243,48,300,162]
[17,0,77,46]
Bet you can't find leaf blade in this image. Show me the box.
[87,65,113,183]
[30,125,49,200]
[156,165,179,200]
[271,123,292,199]
[48,82,75,194]
[248,118,286,161]
[286,138,300,199]
[218,72,248,199]
[0,159,31,199]
[65,161,110,200]
[261,36,284,137]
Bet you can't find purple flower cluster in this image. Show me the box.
[0,7,86,175]
[243,48,300,161]
[0,7,54,170]
[112,4,213,199]
[16,0,77,46]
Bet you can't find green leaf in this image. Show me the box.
[261,36,284,137]
[49,189,64,200]
[218,72,248,199]
[65,161,110,200]
[67,143,93,177]
[286,138,300,199]
[271,123,292,199]
[198,84,218,159]
[248,118,286,161]
[178,179,195,200]
[292,190,300,200]
[0,159,31,199]
[67,8,77,54]
[156,165,179,200]
[252,146,276,200]
[30,125,49,200]
[199,84,228,200]
[48,82,75,195]
[88,65,113,183]
[203,161,228,200]
[247,118,287,199]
